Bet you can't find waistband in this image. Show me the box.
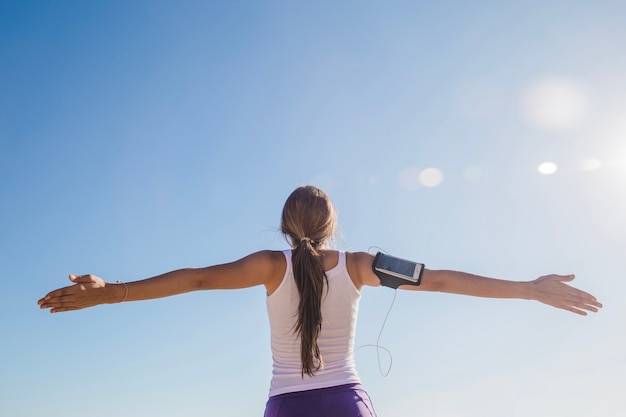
[269,383,364,399]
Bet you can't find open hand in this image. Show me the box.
[38,274,109,313]
[531,274,602,315]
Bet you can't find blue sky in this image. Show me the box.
[1,1,625,416]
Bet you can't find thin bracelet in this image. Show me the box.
[116,280,129,303]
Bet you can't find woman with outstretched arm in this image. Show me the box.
[38,185,602,417]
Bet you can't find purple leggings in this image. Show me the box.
[264,383,377,417]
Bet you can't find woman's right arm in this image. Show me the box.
[38,250,285,313]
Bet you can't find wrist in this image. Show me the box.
[519,281,535,300]
[105,282,126,304]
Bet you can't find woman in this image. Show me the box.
[38,185,602,417]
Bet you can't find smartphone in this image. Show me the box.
[373,252,424,288]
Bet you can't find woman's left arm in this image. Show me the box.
[403,269,603,316]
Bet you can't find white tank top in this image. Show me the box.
[266,250,362,397]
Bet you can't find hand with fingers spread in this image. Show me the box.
[38,274,114,313]
[530,274,602,316]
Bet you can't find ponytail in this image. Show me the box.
[292,238,327,377]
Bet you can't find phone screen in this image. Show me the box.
[377,255,417,277]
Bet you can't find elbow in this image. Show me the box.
[189,268,211,291]
[421,269,447,292]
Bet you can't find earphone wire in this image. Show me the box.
[355,246,397,377]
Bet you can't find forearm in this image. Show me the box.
[107,268,204,304]
[107,252,277,303]
[423,269,532,300]
[408,269,601,315]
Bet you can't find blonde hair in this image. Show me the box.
[281,186,337,377]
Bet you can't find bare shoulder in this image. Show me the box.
[245,250,286,273]
[252,250,287,295]
[346,251,380,289]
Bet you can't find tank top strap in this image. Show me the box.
[336,250,346,271]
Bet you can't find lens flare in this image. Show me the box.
[398,166,444,189]
[463,166,482,181]
[538,162,558,175]
[419,167,444,187]
[398,166,421,191]
[521,77,588,132]
[580,158,603,171]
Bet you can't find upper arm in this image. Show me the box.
[195,250,286,292]
[346,251,442,292]
[346,252,380,289]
